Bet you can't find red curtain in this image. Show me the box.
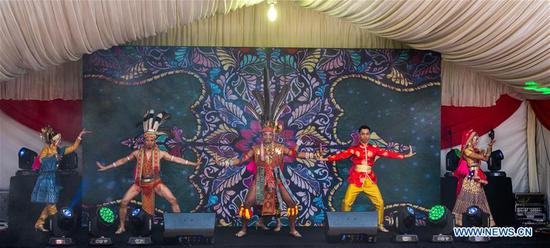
[0,100,82,141]
[1,95,543,148]
[529,99,550,131]
[441,95,522,149]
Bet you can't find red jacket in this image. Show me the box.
[327,143,404,186]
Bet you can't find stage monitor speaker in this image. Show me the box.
[164,213,215,244]
[325,211,377,243]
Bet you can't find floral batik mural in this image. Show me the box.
[83,47,440,226]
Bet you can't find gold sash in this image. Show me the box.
[355,164,372,173]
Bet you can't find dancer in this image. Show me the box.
[452,129,495,226]
[32,127,91,231]
[320,125,415,232]
[219,122,320,238]
[96,110,201,234]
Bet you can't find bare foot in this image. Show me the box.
[289,230,302,238]
[235,230,247,238]
[34,224,48,232]
[115,226,126,234]
[273,222,282,232]
[255,222,269,231]
[378,226,389,233]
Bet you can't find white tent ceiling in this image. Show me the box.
[0,0,548,96]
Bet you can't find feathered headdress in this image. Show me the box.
[244,64,290,133]
[40,126,61,145]
[142,109,171,138]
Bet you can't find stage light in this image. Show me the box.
[49,207,77,246]
[59,152,78,171]
[465,206,482,226]
[445,149,460,173]
[395,206,418,242]
[128,208,153,245]
[18,147,37,170]
[267,1,277,22]
[488,150,504,170]
[463,206,490,242]
[89,206,118,246]
[99,207,115,224]
[62,208,72,217]
[428,205,445,222]
[523,81,550,94]
[427,205,454,242]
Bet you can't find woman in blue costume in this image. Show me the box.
[31,126,90,232]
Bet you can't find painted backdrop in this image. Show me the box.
[83,47,441,226]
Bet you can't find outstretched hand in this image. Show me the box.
[191,156,203,167]
[405,145,416,158]
[96,161,109,171]
[78,128,92,138]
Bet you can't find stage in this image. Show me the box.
[1,226,549,248]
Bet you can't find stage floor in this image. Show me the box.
[1,226,550,247]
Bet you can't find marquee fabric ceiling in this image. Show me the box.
[0,0,548,95]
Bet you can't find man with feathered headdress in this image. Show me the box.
[217,67,322,238]
[96,109,201,234]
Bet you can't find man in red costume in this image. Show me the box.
[321,125,415,232]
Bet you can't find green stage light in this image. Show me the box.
[523,81,550,94]
[429,205,446,222]
[98,207,115,224]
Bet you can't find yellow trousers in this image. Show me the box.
[342,179,384,226]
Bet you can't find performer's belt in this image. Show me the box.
[355,164,372,173]
[141,176,155,183]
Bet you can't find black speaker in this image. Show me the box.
[440,175,458,211]
[8,174,41,237]
[484,176,515,226]
[325,212,377,243]
[163,213,215,244]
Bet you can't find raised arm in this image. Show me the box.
[324,147,355,162]
[65,129,92,155]
[96,150,138,171]
[160,151,200,167]
[483,139,495,158]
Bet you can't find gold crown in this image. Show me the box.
[261,121,283,133]
[40,126,59,144]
